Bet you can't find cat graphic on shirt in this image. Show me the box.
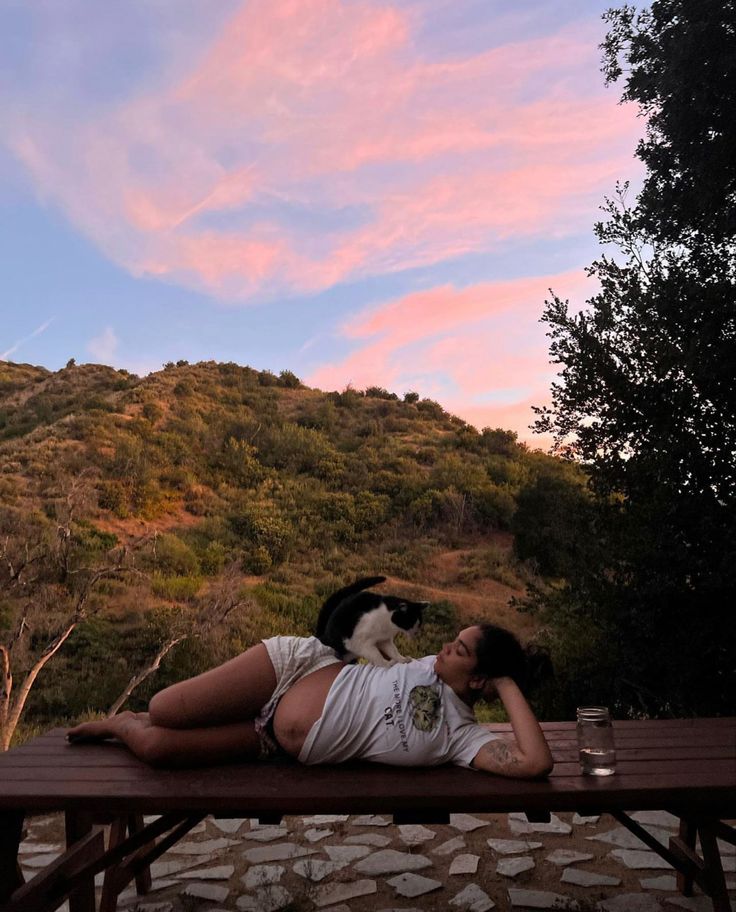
[316,576,428,667]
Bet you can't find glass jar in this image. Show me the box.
[576,706,616,776]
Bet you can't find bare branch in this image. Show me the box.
[107,635,188,716]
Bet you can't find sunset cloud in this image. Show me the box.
[5,0,641,303]
[87,326,119,363]
[307,269,593,443]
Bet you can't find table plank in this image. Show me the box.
[2,720,734,820]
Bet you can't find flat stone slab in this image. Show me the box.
[508,888,578,909]
[241,864,285,889]
[293,858,348,881]
[136,903,173,912]
[508,813,572,835]
[597,894,663,912]
[212,817,247,834]
[398,824,435,844]
[177,865,234,880]
[561,868,621,887]
[18,843,62,854]
[630,811,679,830]
[345,833,392,847]
[170,838,237,854]
[433,835,467,856]
[449,854,480,875]
[304,827,334,843]
[609,848,672,869]
[572,814,601,825]
[324,844,373,863]
[21,853,62,868]
[386,872,443,898]
[450,814,489,832]
[449,883,495,911]
[352,814,391,826]
[587,825,672,849]
[311,879,377,907]
[355,849,432,875]
[497,857,535,878]
[243,843,317,864]
[487,838,543,855]
[244,826,289,842]
[640,874,677,890]
[147,878,180,893]
[545,849,595,866]
[182,882,229,904]
[236,885,292,912]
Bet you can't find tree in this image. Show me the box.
[108,565,250,715]
[531,1,736,716]
[601,1,736,246]
[0,479,142,750]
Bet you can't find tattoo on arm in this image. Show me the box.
[475,738,524,774]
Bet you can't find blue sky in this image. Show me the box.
[0,0,643,441]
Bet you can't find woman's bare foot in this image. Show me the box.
[67,710,142,743]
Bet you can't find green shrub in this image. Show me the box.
[151,573,203,601]
[97,480,128,517]
[242,545,272,574]
[278,370,301,388]
[146,533,200,576]
[229,506,293,562]
[200,541,227,575]
[364,386,398,400]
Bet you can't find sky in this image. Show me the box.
[0,0,644,445]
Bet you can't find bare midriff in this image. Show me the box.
[272,662,346,757]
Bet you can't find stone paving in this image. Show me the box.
[18,810,736,912]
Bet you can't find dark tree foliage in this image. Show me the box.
[531,1,736,716]
[601,1,736,246]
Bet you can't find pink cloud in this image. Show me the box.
[456,394,555,448]
[7,0,642,301]
[307,269,591,443]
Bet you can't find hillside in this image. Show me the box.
[0,359,584,738]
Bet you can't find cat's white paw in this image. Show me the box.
[398,655,412,663]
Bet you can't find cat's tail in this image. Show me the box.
[315,575,387,638]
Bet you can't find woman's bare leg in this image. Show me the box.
[67,643,278,765]
[149,642,277,728]
[68,712,261,767]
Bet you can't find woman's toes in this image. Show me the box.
[66,720,110,743]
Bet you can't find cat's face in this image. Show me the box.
[385,597,429,635]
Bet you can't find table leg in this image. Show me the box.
[65,811,96,912]
[675,818,697,896]
[127,815,151,895]
[699,822,732,912]
[0,810,24,903]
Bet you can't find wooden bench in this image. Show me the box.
[1,718,734,912]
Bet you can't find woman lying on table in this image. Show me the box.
[67,623,553,778]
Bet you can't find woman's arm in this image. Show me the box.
[471,677,554,778]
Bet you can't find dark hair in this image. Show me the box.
[474,623,526,687]
[474,623,553,695]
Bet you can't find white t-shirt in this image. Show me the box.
[298,656,499,768]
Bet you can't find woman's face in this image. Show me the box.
[434,626,483,688]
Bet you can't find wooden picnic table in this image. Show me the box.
[1,718,734,912]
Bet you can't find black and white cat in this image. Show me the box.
[316,576,428,667]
